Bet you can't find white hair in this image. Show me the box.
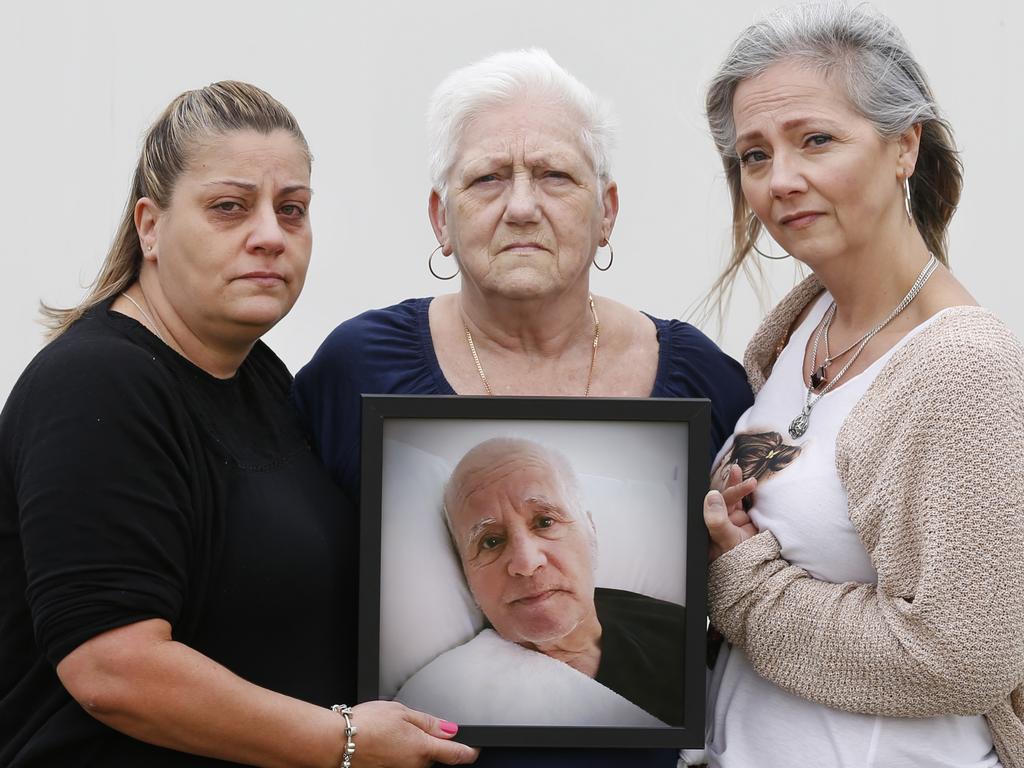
[426,48,617,203]
[442,437,596,554]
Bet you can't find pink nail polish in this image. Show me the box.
[440,720,459,735]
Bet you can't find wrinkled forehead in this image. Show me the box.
[732,60,859,137]
[171,129,313,205]
[449,451,570,524]
[453,97,594,171]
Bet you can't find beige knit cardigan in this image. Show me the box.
[707,276,1024,767]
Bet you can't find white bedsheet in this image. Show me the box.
[395,628,666,727]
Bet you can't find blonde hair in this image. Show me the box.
[41,80,310,338]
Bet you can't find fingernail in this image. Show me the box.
[440,720,459,735]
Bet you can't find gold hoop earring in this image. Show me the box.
[593,240,614,272]
[428,245,459,280]
[747,215,790,260]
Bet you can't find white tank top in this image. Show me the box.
[704,292,999,768]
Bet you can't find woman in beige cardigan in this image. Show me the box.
[697,4,1024,767]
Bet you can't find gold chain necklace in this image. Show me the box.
[463,295,600,396]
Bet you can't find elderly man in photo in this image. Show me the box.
[395,437,686,727]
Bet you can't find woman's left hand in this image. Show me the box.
[705,464,758,561]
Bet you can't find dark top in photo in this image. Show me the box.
[593,587,686,727]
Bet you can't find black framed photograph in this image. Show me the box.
[359,395,710,748]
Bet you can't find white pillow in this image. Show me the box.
[583,472,686,606]
[378,439,481,699]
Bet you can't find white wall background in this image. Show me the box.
[3,0,1021,402]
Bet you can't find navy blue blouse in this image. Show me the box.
[292,297,753,768]
[294,297,751,502]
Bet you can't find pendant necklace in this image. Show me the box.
[809,306,865,389]
[463,295,600,396]
[788,254,938,439]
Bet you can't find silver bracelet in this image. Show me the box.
[330,704,357,768]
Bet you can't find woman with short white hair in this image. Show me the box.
[295,48,753,768]
[295,46,751,500]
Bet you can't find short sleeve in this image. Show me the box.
[290,323,364,500]
[7,336,197,664]
[292,298,447,502]
[649,318,753,458]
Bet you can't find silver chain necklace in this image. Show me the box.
[121,291,167,345]
[810,309,866,388]
[788,254,938,439]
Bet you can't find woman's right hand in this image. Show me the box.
[704,463,758,562]
[347,701,479,767]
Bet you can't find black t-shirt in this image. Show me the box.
[0,301,357,767]
[593,587,686,727]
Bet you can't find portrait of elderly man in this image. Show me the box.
[394,437,686,728]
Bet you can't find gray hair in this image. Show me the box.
[442,437,590,550]
[705,1,962,304]
[426,48,617,203]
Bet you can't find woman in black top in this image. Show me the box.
[0,81,475,768]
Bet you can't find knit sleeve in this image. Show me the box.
[708,308,1024,718]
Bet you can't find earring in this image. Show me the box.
[428,245,459,280]
[747,214,790,260]
[593,240,614,272]
[903,177,914,224]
